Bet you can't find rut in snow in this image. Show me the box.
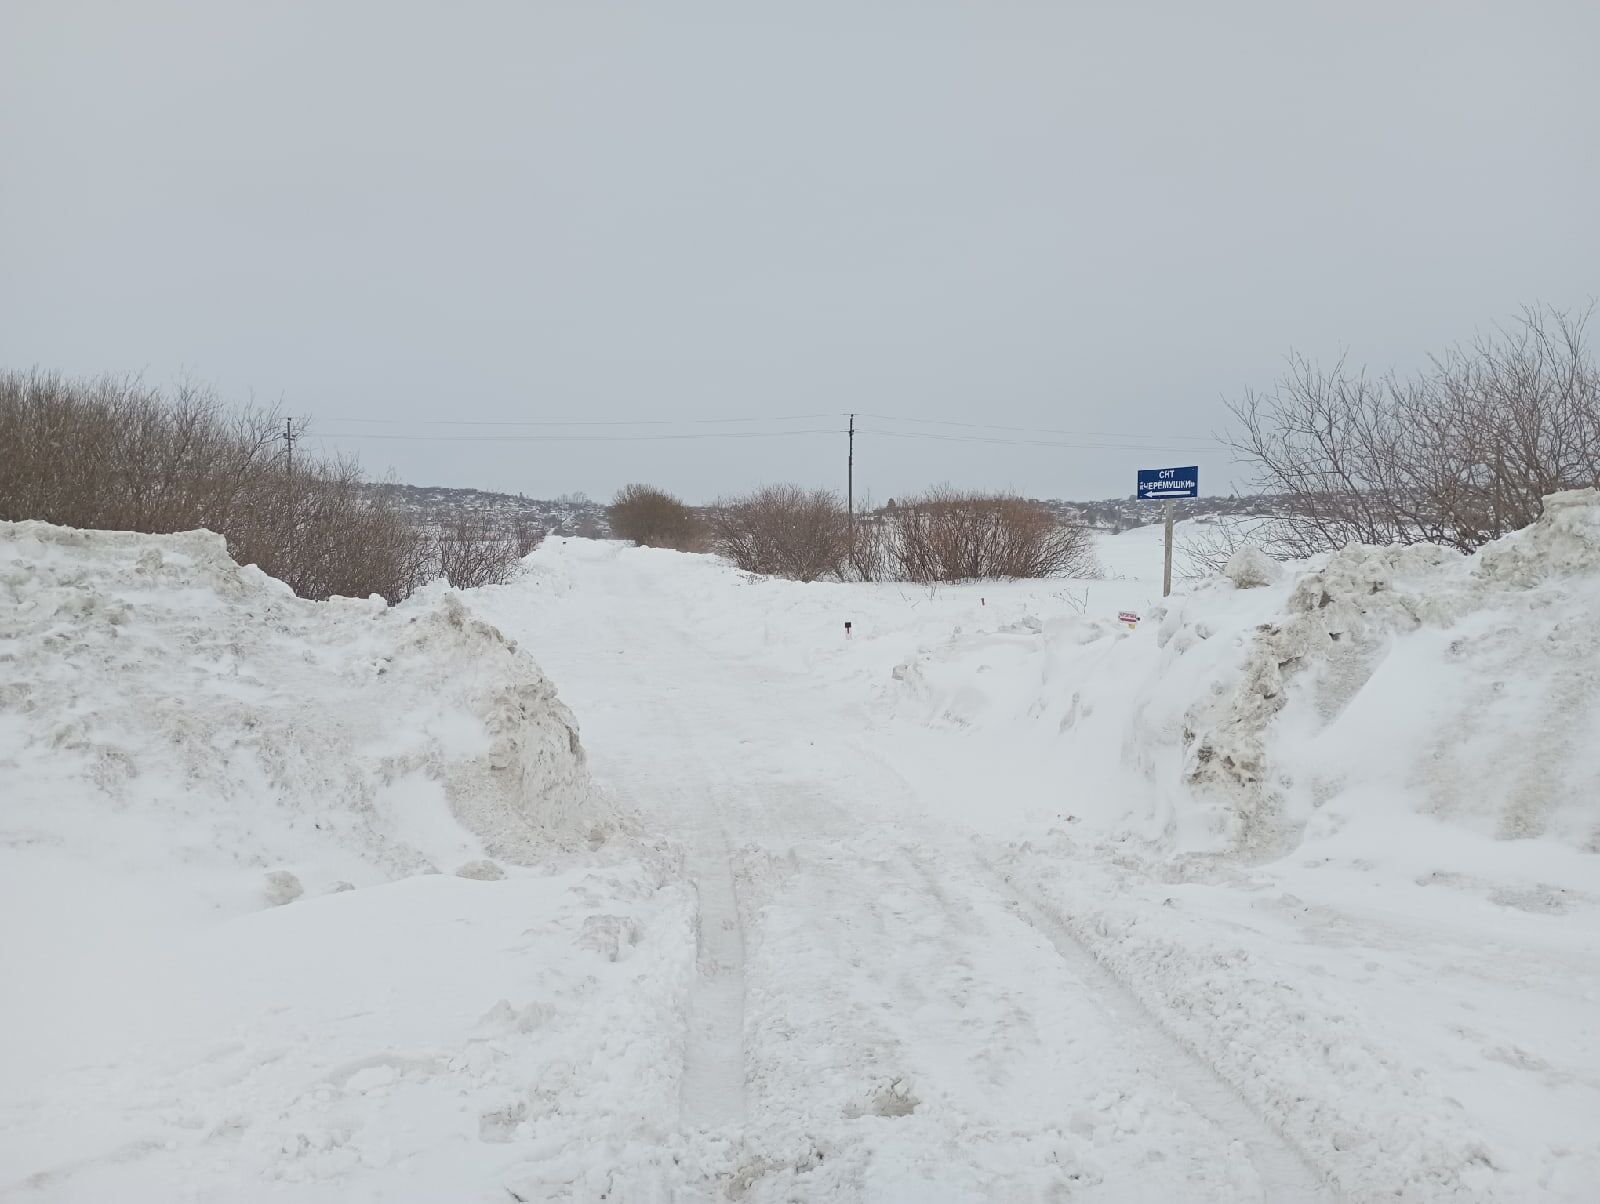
[678,823,749,1129]
[974,852,1340,1203]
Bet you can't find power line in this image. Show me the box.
[322,411,837,428]
[859,411,1221,444]
[859,428,1218,453]
[315,428,844,443]
[316,409,1221,445]
[314,422,1214,453]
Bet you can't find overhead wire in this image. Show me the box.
[320,411,837,428]
[860,428,1215,453]
[311,410,1220,454]
[858,411,1220,444]
[316,413,1216,446]
[315,428,843,442]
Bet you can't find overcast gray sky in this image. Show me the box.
[3,1,1596,503]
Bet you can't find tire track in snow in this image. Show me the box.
[524,555,753,1134]
[679,821,749,1129]
[973,850,1341,1203]
[636,691,748,1133]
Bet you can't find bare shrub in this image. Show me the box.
[507,512,545,559]
[432,508,542,588]
[0,373,277,535]
[848,504,895,582]
[0,370,428,601]
[709,484,849,581]
[1226,305,1600,555]
[606,483,700,549]
[888,487,1099,582]
[1176,517,1276,582]
[233,459,430,601]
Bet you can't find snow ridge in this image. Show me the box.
[0,520,608,892]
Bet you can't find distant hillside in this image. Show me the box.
[366,483,611,538]
[1042,493,1296,532]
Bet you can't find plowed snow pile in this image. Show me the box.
[1,521,607,883]
[886,490,1600,862]
[1108,487,1600,857]
[0,523,694,1201]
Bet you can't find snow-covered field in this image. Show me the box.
[3,502,1598,1201]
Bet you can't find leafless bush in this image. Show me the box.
[235,461,430,601]
[1175,517,1275,582]
[606,483,700,549]
[848,508,895,582]
[887,487,1099,582]
[432,508,542,588]
[1226,305,1600,555]
[507,512,545,559]
[0,370,429,600]
[0,373,270,534]
[709,484,849,581]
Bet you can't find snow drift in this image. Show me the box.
[1161,487,1600,858]
[0,520,608,903]
[890,490,1600,861]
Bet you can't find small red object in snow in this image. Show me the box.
[1118,611,1141,625]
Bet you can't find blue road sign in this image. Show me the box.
[1137,466,1199,500]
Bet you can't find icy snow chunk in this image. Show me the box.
[1223,544,1282,589]
[478,1097,527,1143]
[455,859,506,881]
[845,1078,921,1118]
[578,914,638,961]
[475,998,555,1035]
[1475,487,1600,585]
[264,870,303,906]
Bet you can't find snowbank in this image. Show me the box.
[1163,488,1600,858]
[0,524,701,1202]
[0,520,607,896]
[887,491,1600,861]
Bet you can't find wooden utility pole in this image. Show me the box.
[847,413,856,571]
[284,417,298,562]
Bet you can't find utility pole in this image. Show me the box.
[847,413,856,572]
[284,417,298,563]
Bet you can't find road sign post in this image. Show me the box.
[1136,466,1198,599]
[1163,499,1174,597]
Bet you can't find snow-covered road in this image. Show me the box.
[469,543,1334,1201]
[7,517,1597,1202]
